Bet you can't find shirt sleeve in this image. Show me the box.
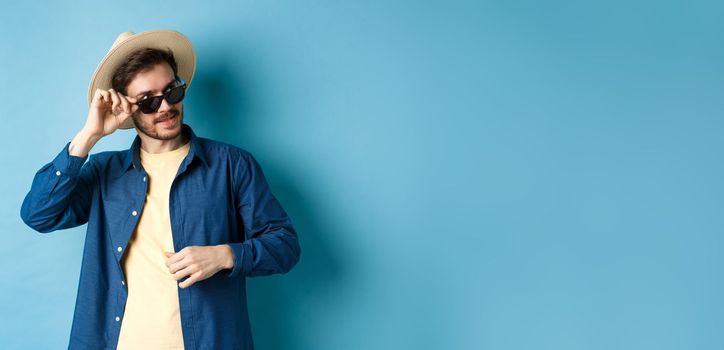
[20,142,97,233]
[224,151,301,278]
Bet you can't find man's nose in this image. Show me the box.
[157,96,174,113]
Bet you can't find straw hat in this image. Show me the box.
[87,29,196,129]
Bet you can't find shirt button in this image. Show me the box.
[115,316,120,322]
[121,280,125,286]
[132,210,138,216]
[55,170,61,176]
[117,246,123,252]
[143,176,146,182]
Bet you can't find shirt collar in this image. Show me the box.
[121,123,208,173]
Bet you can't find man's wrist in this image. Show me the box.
[69,129,101,157]
[218,244,235,270]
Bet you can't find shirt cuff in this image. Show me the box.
[225,242,250,278]
[51,142,88,177]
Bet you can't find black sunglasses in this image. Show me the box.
[135,77,187,113]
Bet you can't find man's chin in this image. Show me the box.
[154,124,183,140]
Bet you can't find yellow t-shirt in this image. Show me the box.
[117,141,191,350]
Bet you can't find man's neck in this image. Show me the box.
[138,132,188,154]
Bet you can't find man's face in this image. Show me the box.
[125,62,184,141]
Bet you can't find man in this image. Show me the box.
[20,30,301,349]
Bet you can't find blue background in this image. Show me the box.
[1,1,723,349]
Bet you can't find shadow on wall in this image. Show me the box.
[190,58,346,350]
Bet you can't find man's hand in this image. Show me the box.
[164,245,235,288]
[85,88,138,138]
[69,88,139,157]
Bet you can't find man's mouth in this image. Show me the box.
[155,113,177,124]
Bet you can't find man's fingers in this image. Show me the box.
[125,95,139,114]
[93,89,104,105]
[178,271,202,289]
[99,90,110,105]
[92,89,112,111]
[108,89,121,113]
[168,257,189,274]
[173,265,195,281]
[165,248,188,266]
[128,96,139,114]
[164,252,177,267]
[119,94,131,114]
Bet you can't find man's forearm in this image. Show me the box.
[69,129,101,158]
[20,140,96,232]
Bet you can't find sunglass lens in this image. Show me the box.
[166,86,185,104]
[139,96,162,113]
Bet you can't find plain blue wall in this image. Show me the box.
[2,1,723,349]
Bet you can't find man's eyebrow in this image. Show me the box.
[134,80,176,98]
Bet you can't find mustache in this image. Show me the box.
[154,109,180,123]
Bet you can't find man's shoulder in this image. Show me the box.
[196,136,255,163]
[87,149,128,165]
[83,149,131,176]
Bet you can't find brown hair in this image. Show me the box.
[111,48,179,95]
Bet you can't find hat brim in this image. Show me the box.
[87,30,196,129]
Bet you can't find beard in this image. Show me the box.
[132,107,183,141]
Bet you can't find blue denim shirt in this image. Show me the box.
[20,124,301,349]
